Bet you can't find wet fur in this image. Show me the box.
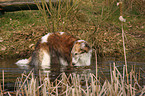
[29,32,78,67]
[16,32,92,67]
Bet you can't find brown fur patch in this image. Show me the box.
[30,32,79,66]
[71,41,91,56]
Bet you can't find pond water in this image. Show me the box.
[0,57,145,91]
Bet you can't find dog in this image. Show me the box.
[16,32,92,67]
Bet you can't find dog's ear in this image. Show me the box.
[80,43,86,49]
[81,42,91,50]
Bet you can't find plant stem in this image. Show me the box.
[95,50,98,95]
[2,70,4,91]
[119,1,129,85]
[121,22,128,85]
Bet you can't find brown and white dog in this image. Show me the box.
[16,32,92,67]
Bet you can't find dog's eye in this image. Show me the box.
[81,50,87,54]
[75,53,78,55]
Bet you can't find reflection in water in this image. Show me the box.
[0,57,145,91]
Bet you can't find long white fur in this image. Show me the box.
[15,59,29,65]
[71,40,92,66]
[16,33,92,67]
[76,40,86,42]
[59,57,68,66]
[72,49,92,66]
[41,33,52,43]
[59,32,65,35]
[41,50,51,66]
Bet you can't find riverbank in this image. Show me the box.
[0,0,145,61]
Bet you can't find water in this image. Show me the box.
[0,57,145,91]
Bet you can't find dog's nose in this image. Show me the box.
[72,63,75,65]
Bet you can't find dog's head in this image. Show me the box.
[71,40,92,66]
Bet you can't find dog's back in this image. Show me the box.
[16,32,92,67]
[29,32,78,66]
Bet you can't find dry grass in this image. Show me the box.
[0,0,145,95]
[0,0,145,59]
[0,63,144,96]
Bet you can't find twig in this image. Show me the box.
[121,22,128,84]
[2,70,4,91]
[16,69,34,95]
[95,50,98,95]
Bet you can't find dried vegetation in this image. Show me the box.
[0,0,145,60]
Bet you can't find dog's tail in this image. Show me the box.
[15,57,31,65]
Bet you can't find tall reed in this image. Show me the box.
[117,1,129,87]
[13,64,145,96]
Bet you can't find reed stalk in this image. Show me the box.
[2,70,4,92]
[0,83,2,95]
[118,1,129,85]
[95,50,98,95]
[12,64,145,96]
[16,69,34,95]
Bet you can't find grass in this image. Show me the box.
[0,0,145,58]
[0,63,145,95]
[0,0,145,60]
[0,0,145,95]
